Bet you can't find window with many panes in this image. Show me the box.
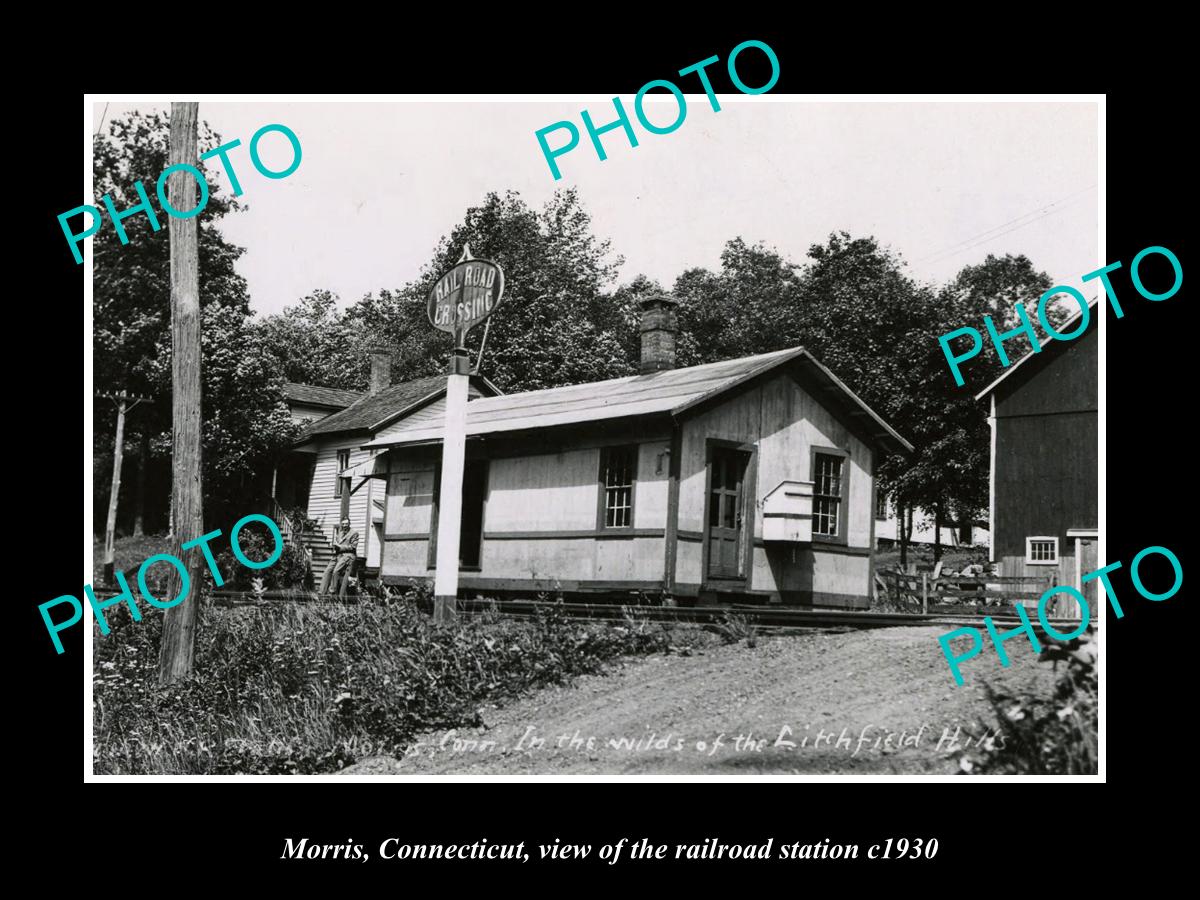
[875,491,888,520]
[335,449,351,493]
[600,446,637,528]
[1026,536,1058,565]
[812,451,846,538]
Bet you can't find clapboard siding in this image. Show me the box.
[306,439,374,559]
[289,402,340,425]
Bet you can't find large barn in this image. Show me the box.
[976,298,1098,615]
[336,297,912,607]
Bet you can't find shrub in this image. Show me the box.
[205,521,310,591]
[961,631,1098,775]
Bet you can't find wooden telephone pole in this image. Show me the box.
[158,102,205,685]
[98,391,151,584]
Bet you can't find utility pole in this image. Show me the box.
[98,391,152,585]
[158,101,204,685]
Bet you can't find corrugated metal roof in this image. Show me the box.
[364,347,913,454]
[283,382,363,409]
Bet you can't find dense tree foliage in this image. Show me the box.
[93,137,1063,563]
[92,111,295,533]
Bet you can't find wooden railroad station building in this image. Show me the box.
[302,296,913,607]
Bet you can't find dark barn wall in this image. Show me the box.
[995,325,1098,419]
[993,324,1098,580]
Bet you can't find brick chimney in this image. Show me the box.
[639,294,679,374]
[368,347,392,395]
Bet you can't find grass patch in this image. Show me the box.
[92,533,172,585]
[93,593,714,774]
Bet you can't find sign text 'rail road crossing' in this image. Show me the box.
[427,246,506,348]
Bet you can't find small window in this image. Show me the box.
[875,491,888,520]
[335,449,351,493]
[1026,536,1059,565]
[600,446,637,528]
[813,452,846,538]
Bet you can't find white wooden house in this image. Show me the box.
[273,352,499,577]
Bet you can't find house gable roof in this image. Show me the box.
[296,373,501,441]
[283,382,363,410]
[364,347,913,455]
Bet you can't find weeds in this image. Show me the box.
[93,591,713,775]
[961,631,1098,774]
[711,611,758,648]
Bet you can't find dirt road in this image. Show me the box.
[343,626,1057,775]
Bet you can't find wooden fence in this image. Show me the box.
[877,570,1063,616]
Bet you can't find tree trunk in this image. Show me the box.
[898,500,909,571]
[133,430,148,537]
[158,102,205,686]
[103,399,127,585]
[933,502,943,563]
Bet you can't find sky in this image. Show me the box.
[94,99,1099,318]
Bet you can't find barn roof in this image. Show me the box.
[363,347,913,455]
[283,382,363,410]
[296,373,500,441]
[974,296,1098,401]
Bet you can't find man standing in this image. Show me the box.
[320,516,359,598]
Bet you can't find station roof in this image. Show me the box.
[363,347,913,455]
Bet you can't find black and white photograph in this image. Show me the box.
[80,93,1105,780]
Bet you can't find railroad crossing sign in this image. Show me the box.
[426,244,506,349]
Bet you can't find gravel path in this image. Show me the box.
[342,626,1057,775]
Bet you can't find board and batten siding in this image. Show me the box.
[674,372,874,606]
[376,372,877,606]
[379,437,671,585]
[993,325,1097,586]
[306,439,376,560]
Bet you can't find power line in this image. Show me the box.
[915,184,1097,266]
[94,102,109,136]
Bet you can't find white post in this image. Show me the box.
[433,350,470,623]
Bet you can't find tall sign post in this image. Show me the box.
[427,245,505,624]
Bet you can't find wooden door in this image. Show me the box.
[707,448,749,579]
[1078,537,1098,618]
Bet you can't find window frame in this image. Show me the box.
[810,446,850,545]
[335,448,352,494]
[875,490,889,520]
[596,444,639,531]
[1025,536,1059,565]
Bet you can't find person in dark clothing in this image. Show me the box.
[320,516,359,598]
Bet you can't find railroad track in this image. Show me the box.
[179,590,1082,635]
[86,584,1083,635]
